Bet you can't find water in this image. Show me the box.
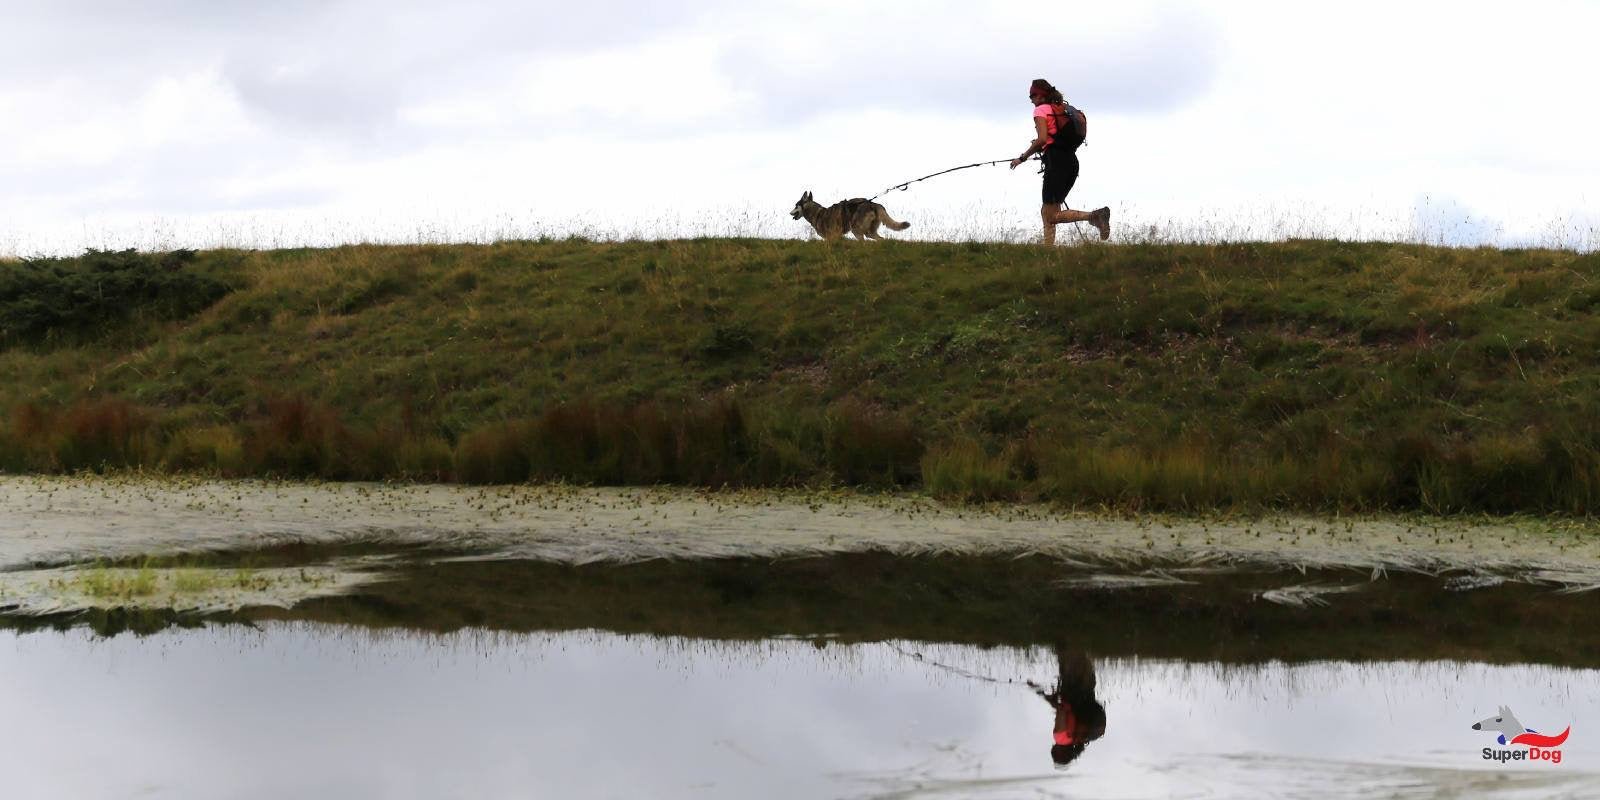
[2,624,1596,799]
[5,480,1599,798]
[3,549,1600,798]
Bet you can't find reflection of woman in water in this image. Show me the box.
[1030,648,1107,768]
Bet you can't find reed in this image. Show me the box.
[921,438,1021,502]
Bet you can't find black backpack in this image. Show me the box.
[1050,102,1087,149]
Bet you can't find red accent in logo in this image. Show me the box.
[1511,727,1571,748]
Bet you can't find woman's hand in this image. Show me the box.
[1010,158,1023,170]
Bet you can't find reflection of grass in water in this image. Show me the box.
[262,553,1600,667]
[7,548,1600,663]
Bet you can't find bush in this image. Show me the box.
[0,249,233,347]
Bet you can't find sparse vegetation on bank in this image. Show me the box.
[3,237,1600,513]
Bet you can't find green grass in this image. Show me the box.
[168,567,267,594]
[3,236,1600,513]
[56,562,160,601]
[38,560,322,610]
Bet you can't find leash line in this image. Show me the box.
[868,156,1035,202]
[888,643,1036,691]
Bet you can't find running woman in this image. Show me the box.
[1010,78,1110,246]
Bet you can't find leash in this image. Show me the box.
[889,643,1035,691]
[868,156,1037,202]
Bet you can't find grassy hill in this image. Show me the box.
[4,237,1600,513]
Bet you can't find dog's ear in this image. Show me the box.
[803,190,812,200]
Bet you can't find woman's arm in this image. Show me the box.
[1010,117,1051,169]
[1026,680,1060,707]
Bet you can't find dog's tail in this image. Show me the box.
[879,211,911,231]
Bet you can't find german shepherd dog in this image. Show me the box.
[790,191,911,241]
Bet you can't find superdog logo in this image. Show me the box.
[1473,705,1570,765]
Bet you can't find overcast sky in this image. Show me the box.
[2,0,1597,255]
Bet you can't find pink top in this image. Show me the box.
[1053,704,1078,745]
[1033,103,1061,146]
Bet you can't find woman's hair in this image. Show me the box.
[1029,78,1064,105]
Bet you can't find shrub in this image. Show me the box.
[0,249,232,347]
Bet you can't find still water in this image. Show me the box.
[2,623,1596,799]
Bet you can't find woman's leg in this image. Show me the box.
[1040,203,1061,245]
[1053,207,1096,224]
[1041,149,1094,245]
[1041,205,1097,246]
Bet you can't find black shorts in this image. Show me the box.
[1041,147,1079,205]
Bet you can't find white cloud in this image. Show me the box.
[0,0,1595,254]
[399,33,745,139]
[717,1,1221,121]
